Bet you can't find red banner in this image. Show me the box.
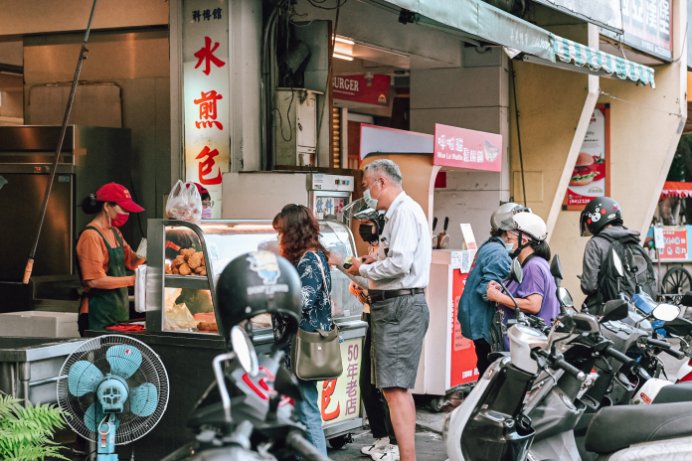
[332,74,390,106]
[433,123,502,172]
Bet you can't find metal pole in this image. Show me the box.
[22,0,99,284]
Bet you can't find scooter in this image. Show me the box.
[445,258,589,461]
[162,326,331,461]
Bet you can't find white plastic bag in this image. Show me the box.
[134,265,147,313]
[165,180,202,223]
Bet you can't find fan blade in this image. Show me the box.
[84,402,103,432]
[129,382,158,417]
[106,344,142,379]
[68,360,104,397]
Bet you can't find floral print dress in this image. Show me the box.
[296,251,333,332]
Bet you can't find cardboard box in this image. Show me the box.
[0,311,78,338]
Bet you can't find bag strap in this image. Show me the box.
[309,251,329,296]
[309,251,336,330]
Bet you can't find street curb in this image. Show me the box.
[416,422,443,436]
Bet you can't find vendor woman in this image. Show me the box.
[76,182,145,333]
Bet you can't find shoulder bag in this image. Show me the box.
[292,251,344,381]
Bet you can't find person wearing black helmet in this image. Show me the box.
[579,196,654,306]
[272,204,332,457]
[457,202,529,375]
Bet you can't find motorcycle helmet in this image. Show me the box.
[354,208,385,245]
[490,202,530,235]
[580,196,622,236]
[216,251,302,348]
[511,212,548,242]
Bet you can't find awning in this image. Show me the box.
[661,181,692,199]
[381,0,655,87]
[552,35,655,87]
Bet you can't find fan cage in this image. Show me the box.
[57,335,170,445]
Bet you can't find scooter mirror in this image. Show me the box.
[557,287,574,307]
[652,303,681,322]
[230,325,259,377]
[550,255,563,281]
[609,248,624,278]
[509,257,524,285]
[600,299,629,322]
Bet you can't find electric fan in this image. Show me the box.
[57,335,169,460]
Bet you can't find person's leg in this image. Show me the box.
[473,338,492,377]
[294,378,328,456]
[361,313,389,439]
[382,387,416,461]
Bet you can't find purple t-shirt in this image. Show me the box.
[503,255,560,330]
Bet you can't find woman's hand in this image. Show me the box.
[486,281,503,303]
[328,253,343,267]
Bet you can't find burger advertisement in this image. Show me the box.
[566,105,609,209]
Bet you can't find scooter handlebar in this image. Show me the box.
[644,338,686,360]
[602,345,635,365]
[286,431,332,461]
[553,357,586,381]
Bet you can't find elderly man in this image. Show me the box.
[347,159,431,461]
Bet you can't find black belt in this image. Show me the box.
[367,288,425,304]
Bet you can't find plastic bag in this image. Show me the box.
[165,180,202,223]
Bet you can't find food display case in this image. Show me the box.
[145,219,364,334]
[133,219,367,458]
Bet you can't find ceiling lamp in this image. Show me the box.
[333,35,354,61]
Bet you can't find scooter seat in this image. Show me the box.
[652,382,692,404]
[585,402,692,454]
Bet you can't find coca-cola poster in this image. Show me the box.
[566,104,610,210]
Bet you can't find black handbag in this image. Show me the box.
[291,252,343,380]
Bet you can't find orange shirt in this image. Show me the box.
[76,223,144,311]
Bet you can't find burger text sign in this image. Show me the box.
[433,123,502,172]
[566,105,610,209]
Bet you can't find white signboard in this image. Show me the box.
[182,0,230,218]
[359,124,432,160]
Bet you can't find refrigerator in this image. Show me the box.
[0,125,132,310]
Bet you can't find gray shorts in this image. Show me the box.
[370,292,429,389]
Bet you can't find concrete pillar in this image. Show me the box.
[410,55,510,246]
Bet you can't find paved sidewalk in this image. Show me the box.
[328,404,451,461]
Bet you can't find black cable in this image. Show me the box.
[510,59,527,207]
[307,0,348,10]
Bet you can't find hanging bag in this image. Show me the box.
[292,252,343,381]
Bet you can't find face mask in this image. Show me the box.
[504,242,514,253]
[359,223,379,244]
[363,189,378,210]
[202,207,212,219]
[111,212,129,228]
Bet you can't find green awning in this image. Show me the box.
[383,0,655,87]
[551,35,655,87]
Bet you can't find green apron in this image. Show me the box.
[86,226,129,330]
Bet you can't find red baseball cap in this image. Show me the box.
[96,182,144,213]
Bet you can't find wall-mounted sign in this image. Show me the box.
[182,0,230,218]
[433,123,502,172]
[660,227,688,260]
[533,0,622,32]
[600,0,673,61]
[359,124,433,160]
[566,104,610,210]
[332,73,391,106]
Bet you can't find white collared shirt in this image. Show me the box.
[359,191,431,290]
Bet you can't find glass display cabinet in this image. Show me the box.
[145,219,363,335]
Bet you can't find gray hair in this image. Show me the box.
[364,159,403,185]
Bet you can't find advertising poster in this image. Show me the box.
[317,337,362,425]
[433,123,503,172]
[566,104,610,210]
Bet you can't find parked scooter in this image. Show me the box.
[162,251,332,461]
[446,255,692,461]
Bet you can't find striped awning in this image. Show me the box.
[381,0,655,88]
[551,35,656,88]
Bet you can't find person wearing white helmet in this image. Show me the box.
[486,212,560,348]
[458,202,530,375]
